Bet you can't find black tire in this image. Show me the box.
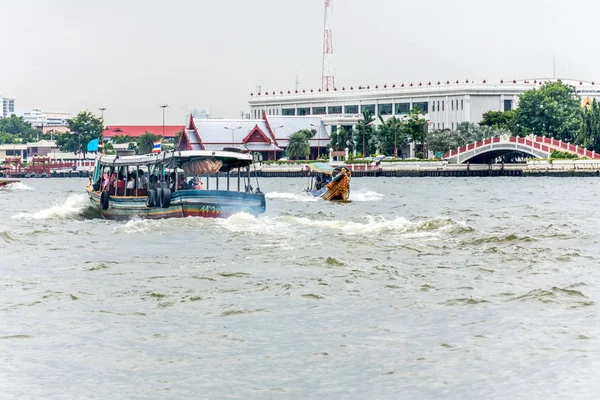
[156,187,164,208]
[100,190,110,210]
[146,189,156,208]
[161,188,171,208]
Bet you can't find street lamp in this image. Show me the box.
[159,105,169,138]
[272,125,284,160]
[224,126,242,147]
[99,107,106,154]
[310,123,330,159]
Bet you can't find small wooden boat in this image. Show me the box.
[86,149,266,220]
[0,166,19,187]
[305,162,351,201]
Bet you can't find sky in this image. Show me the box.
[0,0,597,126]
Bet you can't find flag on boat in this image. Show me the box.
[152,140,161,153]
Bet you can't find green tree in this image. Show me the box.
[0,115,40,142]
[328,126,355,153]
[111,135,134,144]
[402,106,429,157]
[136,132,161,154]
[378,116,406,157]
[427,122,508,154]
[286,131,310,160]
[357,110,375,157]
[513,80,582,142]
[480,110,515,130]
[576,99,600,152]
[56,110,103,155]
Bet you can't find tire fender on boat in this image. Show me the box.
[146,189,156,208]
[100,190,110,210]
[161,188,172,208]
[156,187,164,208]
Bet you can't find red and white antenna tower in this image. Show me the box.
[321,0,335,91]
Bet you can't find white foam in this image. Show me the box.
[0,182,34,191]
[350,189,384,202]
[265,191,320,202]
[12,194,89,220]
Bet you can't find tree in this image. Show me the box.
[576,99,600,152]
[357,110,375,157]
[427,122,508,154]
[480,110,515,130]
[57,110,103,156]
[401,106,428,157]
[513,80,582,142]
[378,116,406,157]
[136,132,161,154]
[328,126,355,153]
[0,115,40,142]
[286,131,310,160]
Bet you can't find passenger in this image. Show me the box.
[115,172,126,195]
[136,170,148,189]
[102,172,110,190]
[191,178,204,190]
[126,174,135,190]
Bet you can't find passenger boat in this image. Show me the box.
[305,162,351,201]
[0,166,19,187]
[86,149,266,220]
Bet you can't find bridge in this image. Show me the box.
[443,135,600,164]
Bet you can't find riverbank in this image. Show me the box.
[7,159,600,178]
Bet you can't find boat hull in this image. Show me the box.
[87,187,266,220]
[0,179,20,187]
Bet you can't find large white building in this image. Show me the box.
[14,108,71,128]
[248,78,600,131]
[1,96,15,117]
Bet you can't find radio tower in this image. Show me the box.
[321,0,335,91]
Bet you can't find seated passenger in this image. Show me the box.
[126,175,135,190]
[191,178,204,190]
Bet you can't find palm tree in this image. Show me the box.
[286,131,310,160]
[357,110,375,158]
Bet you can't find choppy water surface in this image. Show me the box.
[1,177,599,399]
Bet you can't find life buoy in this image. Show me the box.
[156,187,164,208]
[100,190,109,210]
[161,188,172,208]
[146,189,156,207]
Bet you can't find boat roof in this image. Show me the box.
[96,149,254,170]
[307,162,335,175]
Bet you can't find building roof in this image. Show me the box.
[26,140,57,148]
[191,119,275,151]
[264,115,328,148]
[103,125,184,138]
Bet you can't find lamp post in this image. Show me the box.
[224,126,242,147]
[99,107,106,154]
[310,123,330,160]
[159,105,169,138]
[272,125,283,160]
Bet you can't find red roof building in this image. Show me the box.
[102,125,184,139]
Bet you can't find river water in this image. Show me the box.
[0,177,599,399]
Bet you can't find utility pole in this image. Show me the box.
[99,107,106,154]
[159,105,169,138]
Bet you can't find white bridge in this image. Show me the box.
[443,135,600,164]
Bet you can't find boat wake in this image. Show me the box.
[11,194,95,220]
[349,188,384,202]
[0,182,34,191]
[266,192,320,202]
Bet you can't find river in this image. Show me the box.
[1,177,599,399]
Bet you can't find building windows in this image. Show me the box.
[361,104,376,114]
[442,101,444,112]
[297,107,311,116]
[313,106,326,115]
[451,101,454,111]
[345,105,359,114]
[461,100,464,110]
[328,106,342,114]
[432,102,436,112]
[395,103,410,114]
[504,100,513,111]
[412,102,428,113]
[378,103,392,115]
[282,108,295,116]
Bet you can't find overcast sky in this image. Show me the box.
[0,0,596,125]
